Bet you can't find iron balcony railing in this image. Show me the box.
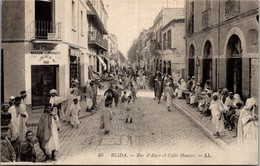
[149,41,161,52]
[26,20,62,40]
[202,8,211,29]
[88,31,108,50]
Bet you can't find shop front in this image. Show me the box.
[25,43,70,107]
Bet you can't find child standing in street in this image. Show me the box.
[70,98,81,128]
[125,96,134,123]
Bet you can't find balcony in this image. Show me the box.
[26,20,62,43]
[149,41,161,52]
[225,0,240,19]
[202,8,211,29]
[88,31,108,51]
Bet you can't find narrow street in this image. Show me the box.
[42,88,223,164]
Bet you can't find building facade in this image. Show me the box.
[86,0,108,75]
[185,0,259,101]
[149,8,185,74]
[161,17,185,82]
[107,33,119,71]
[1,0,109,108]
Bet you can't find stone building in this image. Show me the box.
[1,0,109,107]
[161,17,185,82]
[185,0,259,101]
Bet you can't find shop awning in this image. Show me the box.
[97,56,107,70]
[88,66,101,80]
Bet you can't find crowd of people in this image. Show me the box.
[1,67,258,162]
[148,70,258,148]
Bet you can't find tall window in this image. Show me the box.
[72,0,75,30]
[81,11,83,35]
[163,33,167,50]
[167,30,171,49]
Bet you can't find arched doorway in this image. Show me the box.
[226,34,242,95]
[188,45,195,77]
[202,41,212,87]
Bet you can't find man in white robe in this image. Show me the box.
[8,97,28,142]
[49,89,63,122]
[237,97,258,148]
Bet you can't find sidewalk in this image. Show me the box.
[172,98,237,149]
[26,88,106,162]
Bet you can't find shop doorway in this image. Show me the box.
[226,35,242,95]
[167,61,172,76]
[31,65,58,107]
[188,45,195,77]
[202,41,212,87]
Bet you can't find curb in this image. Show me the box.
[27,96,105,127]
[172,100,229,151]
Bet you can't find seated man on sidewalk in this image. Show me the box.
[20,131,36,162]
[189,82,202,107]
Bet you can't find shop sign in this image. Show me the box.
[30,44,61,64]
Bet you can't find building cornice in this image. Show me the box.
[184,8,258,39]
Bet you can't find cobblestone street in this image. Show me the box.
[39,88,225,164]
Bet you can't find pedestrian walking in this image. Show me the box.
[70,98,81,128]
[37,103,60,161]
[164,83,174,111]
[156,78,163,104]
[125,96,134,123]
[209,93,225,139]
[86,81,94,112]
[20,131,36,162]
[49,89,63,120]
[100,102,113,135]
[64,88,76,123]
[113,86,120,107]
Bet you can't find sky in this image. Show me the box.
[103,0,185,58]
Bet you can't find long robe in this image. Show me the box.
[237,108,258,147]
[86,85,93,109]
[8,105,28,142]
[177,82,187,98]
[37,112,60,155]
[164,87,174,107]
[70,103,81,126]
[37,113,52,151]
[100,107,112,131]
[49,96,63,120]
[209,100,224,133]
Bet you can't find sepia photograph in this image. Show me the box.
[0,0,259,165]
